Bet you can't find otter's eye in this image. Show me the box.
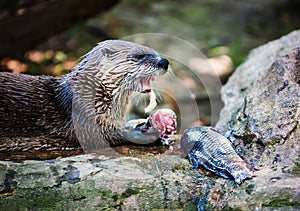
[132,54,149,62]
[135,54,146,60]
[136,54,146,60]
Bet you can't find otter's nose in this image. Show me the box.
[157,58,169,70]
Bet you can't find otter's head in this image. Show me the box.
[71,40,169,131]
[82,40,168,92]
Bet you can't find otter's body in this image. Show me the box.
[0,40,169,152]
[0,73,78,151]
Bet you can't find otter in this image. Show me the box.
[0,40,170,153]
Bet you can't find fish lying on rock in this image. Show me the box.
[180,126,253,184]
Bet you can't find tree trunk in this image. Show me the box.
[0,0,120,58]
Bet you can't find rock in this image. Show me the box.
[0,30,300,210]
[188,55,233,77]
[214,29,300,209]
[216,30,300,132]
[0,154,197,210]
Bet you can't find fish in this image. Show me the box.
[180,126,253,184]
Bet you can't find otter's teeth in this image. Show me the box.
[141,77,151,93]
[144,90,157,113]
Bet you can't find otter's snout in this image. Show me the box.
[157,58,169,70]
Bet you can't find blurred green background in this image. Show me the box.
[1,0,299,76]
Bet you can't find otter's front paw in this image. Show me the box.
[123,109,177,145]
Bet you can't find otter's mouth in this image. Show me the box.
[140,76,157,113]
[140,77,155,93]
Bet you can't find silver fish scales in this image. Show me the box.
[180,126,253,184]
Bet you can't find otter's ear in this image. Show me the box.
[80,45,107,71]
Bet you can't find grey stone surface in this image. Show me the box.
[216,29,300,133]
[0,154,197,210]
